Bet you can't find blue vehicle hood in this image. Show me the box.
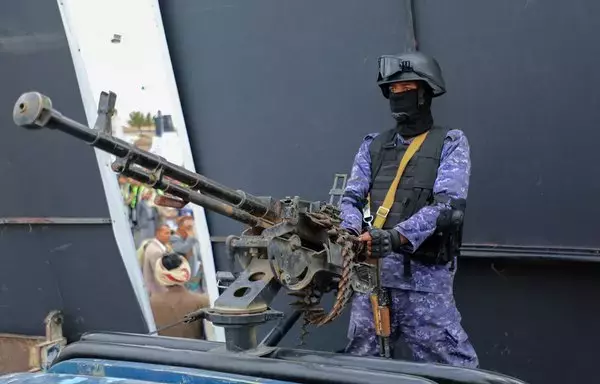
[0,372,155,384]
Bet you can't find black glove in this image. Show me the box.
[367,228,402,258]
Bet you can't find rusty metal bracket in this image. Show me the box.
[94,91,117,134]
[0,310,66,374]
[0,217,112,225]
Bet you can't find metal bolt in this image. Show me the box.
[289,235,301,251]
[282,273,292,285]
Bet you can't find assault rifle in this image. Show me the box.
[12,91,377,353]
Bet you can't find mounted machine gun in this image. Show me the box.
[12,91,377,353]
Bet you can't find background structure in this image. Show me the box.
[0,1,150,340]
[159,1,600,383]
[1,1,596,382]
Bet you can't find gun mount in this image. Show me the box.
[13,91,376,353]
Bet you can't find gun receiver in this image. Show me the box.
[13,91,372,353]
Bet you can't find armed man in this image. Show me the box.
[340,51,479,367]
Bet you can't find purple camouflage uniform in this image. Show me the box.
[340,128,479,367]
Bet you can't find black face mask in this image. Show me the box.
[389,88,433,137]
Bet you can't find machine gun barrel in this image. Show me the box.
[116,162,269,227]
[13,92,277,224]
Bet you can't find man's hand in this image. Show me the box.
[359,228,406,258]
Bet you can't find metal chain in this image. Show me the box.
[289,208,363,345]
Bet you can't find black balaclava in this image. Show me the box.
[389,84,434,138]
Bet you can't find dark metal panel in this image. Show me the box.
[159,0,419,357]
[160,1,600,382]
[453,259,599,384]
[0,225,147,340]
[0,0,148,340]
[160,0,413,265]
[161,0,600,251]
[0,2,110,218]
[414,0,600,247]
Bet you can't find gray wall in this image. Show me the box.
[0,1,148,341]
[159,0,414,255]
[415,0,600,247]
[160,1,600,383]
[161,0,600,251]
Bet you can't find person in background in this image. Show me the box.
[156,204,179,231]
[133,187,159,248]
[126,178,143,229]
[171,215,202,292]
[118,176,137,229]
[171,216,198,262]
[150,253,210,339]
[141,224,173,295]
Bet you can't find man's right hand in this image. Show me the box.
[359,228,404,259]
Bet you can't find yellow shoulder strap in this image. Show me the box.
[370,131,429,229]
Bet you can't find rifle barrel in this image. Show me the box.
[13,92,275,221]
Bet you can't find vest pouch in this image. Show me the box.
[411,226,457,267]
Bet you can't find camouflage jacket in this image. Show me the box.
[340,128,471,294]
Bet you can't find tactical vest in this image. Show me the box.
[368,125,450,269]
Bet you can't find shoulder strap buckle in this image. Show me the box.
[375,206,390,219]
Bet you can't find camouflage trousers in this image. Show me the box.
[344,289,479,367]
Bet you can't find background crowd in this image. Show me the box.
[117,175,210,339]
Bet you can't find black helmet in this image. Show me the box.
[376,51,446,99]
